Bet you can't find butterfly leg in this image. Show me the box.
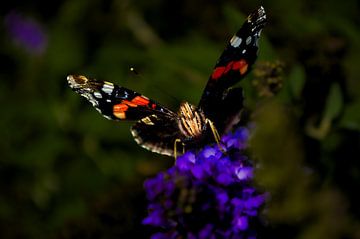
[174,138,185,159]
[205,119,225,152]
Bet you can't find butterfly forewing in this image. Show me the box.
[198,6,266,133]
[67,75,175,121]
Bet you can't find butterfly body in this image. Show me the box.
[68,7,266,157]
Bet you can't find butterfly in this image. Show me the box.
[67,6,266,157]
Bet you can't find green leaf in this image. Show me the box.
[288,65,306,99]
[340,101,360,131]
[223,5,246,32]
[323,83,343,120]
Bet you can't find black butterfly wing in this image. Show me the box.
[131,114,181,156]
[198,6,266,133]
[67,75,175,121]
[67,74,181,156]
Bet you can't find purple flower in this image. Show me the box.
[235,166,254,180]
[150,231,179,239]
[4,11,47,55]
[143,127,267,238]
[233,216,249,231]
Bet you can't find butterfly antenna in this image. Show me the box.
[130,66,140,75]
[129,66,149,82]
[129,67,180,106]
[150,84,182,107]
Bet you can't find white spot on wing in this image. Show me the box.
[230,35,242,48]
[94,91,102,99]
[141,116,155,125]
[102,83,114,95]
[82,93,98,107]
[89,99,98,107]
[246,36,252,45]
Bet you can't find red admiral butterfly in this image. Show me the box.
[67,7,266,157]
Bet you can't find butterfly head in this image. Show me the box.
[177,102,207,139]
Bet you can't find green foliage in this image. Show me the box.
[288,64,306,100]
[340,102,360,131]
[324,83,343,121]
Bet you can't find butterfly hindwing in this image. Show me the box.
[131,114,181,156]
[67,75,176,121]
[212,87,245,134]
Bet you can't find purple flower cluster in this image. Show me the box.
[143,128,267,239]
[4,11,47,55]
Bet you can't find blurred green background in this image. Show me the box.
[1,0,359,238]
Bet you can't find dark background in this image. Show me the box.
[1,0,360,238]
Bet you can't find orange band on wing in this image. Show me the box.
[131,96,150,106]
[113,96,151,120]
[114,103,129,112]
[211,59,249,80]
[211,66,226,80]
[239,64,248,74]
[224,61,234,74]
[121,100,137,107]
[113,103,128,119]
[114,111,126,119]
[233,59,248,75]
